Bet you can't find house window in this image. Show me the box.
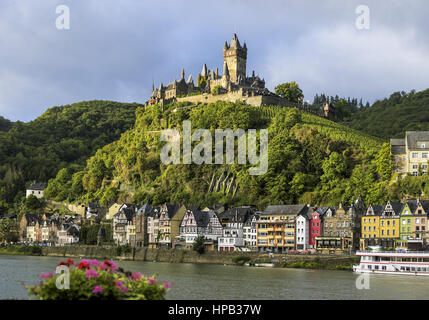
[412,152,418,158]
[423,153,428,158]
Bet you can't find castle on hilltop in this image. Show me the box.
[146,33,335,119]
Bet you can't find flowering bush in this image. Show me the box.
[28,259,169,300]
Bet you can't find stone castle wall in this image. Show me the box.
[176,89,325,117]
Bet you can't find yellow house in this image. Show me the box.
[379,201,402,248]
[257,205,309,253]
[360,205,383,249]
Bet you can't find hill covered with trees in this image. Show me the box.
[343,88,429,139]
[0,116,13,132]
[45,100,396,209]
[0,100,140,214]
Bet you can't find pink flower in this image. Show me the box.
[131,272,142,280]
[147,278,156,285]
[40,272,54,279]
[115,280,129,293]
[89,259,100,267]
[85,269,99,279]
[102,260,117,271]
[119,286,129,292]
[164,282,171,289]
[92,286,104,293]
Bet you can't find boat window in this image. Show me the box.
[423,258,429,262]
[406,267,410,271]
[367,265,372,269]
[374,265,379,270]
[411,267,415,272]
[401,267,405,271]
[381,257,390,262]
[382,266,387,270]
[412,258,418,262]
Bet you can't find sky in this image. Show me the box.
[1,0,429,122]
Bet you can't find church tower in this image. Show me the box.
[223,33,247,83]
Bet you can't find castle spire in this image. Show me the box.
[224,41,229,50]
[230,33,240,48]
[181,68,185,80]
[223,61,229,77]
[201,64,208,78]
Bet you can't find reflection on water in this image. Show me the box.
[1,255,429,300]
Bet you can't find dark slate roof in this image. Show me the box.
[27,183,46,190]
[192,209,210,228]
[315,207,330,216]
[23,213,40,224]
[244,214,259,226]
[406,200,418,213]
[390,139,405,146]
[419,200,429,213]
[370,205,385,216]
[218,206,254,223]
[406,131,429,150]
[136,203,154,216]
[387,201,404,215]
[114,207,135,221]
[262,205,308,216]
[162,203,180,219]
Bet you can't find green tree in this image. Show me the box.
[274,82,304,103]
[321,152,347,189]
[375,142,394,180]
[193,236,206,254]
[0,218,19,242]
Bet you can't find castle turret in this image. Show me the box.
[223,61,229,78]
[201,64,208,79]
[187,75,194,84]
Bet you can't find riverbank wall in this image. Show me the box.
[37,246,359,270]
[0,245,359,270]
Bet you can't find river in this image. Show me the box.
[1,254,428,299]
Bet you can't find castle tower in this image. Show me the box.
[223,33,247,83]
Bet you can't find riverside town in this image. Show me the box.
[2,1,429,304]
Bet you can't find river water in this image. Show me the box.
[1,254,429,300]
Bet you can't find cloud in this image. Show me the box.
[0,0,428,121]
[264,25,429,102]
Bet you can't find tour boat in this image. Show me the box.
[353,246,429,276]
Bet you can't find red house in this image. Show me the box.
[309,207,329,248]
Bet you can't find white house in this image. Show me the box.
[296,211,311,250]
[217,207,253,252]
[243,214,259,251]
[57,224,80,245]
[26,183,46,199]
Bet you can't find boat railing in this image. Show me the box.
[357,250,429,255]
